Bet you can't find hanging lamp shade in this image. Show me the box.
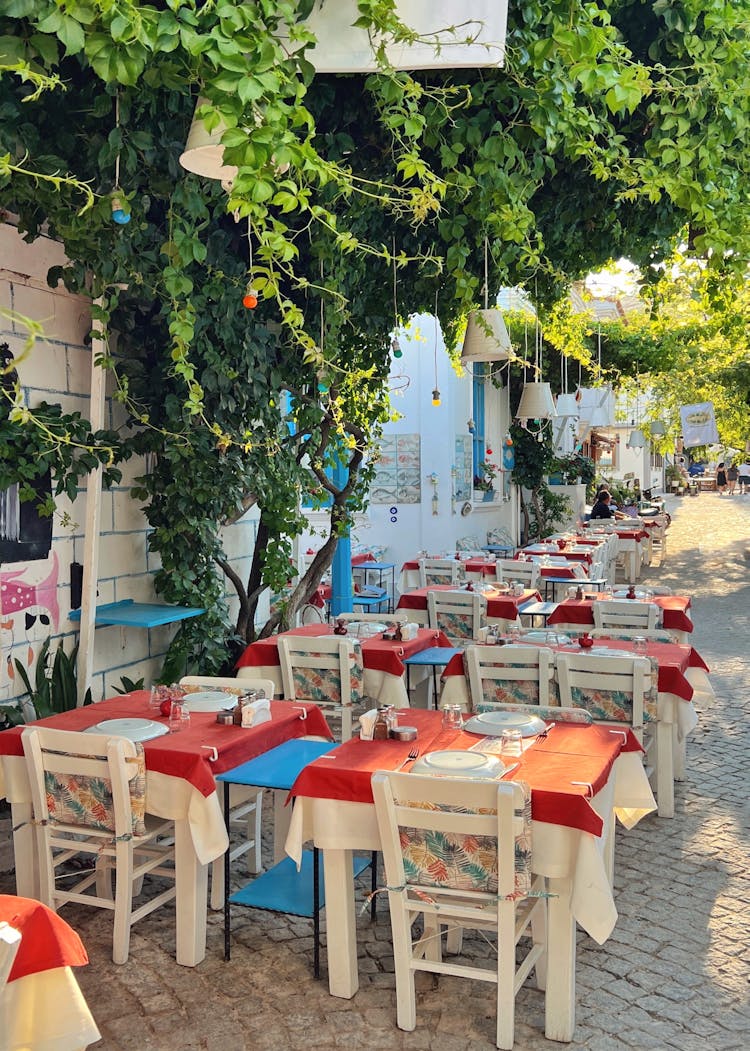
[287,1,508,72]
[460,309,512,365]
[515,382,557,420]
[626,428,646,448]
[179,98,237,184]
[650,420,667,436]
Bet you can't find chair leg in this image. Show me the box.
[496,903,516,1050]
[313,847,321,980]
[341,706,353,742]
[370,852,378,921]
[112,842,134,965]
[391,895,417,1032]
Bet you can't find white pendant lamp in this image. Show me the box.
[179,98,237,185]
[626,428,646,448]
[650,420,667,436]
[516,382,557,421]
[460,309,512,365]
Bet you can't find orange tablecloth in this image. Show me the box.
[547,593,694,634]
[397,584,540,620]
[290,709,641,837]
[1,895,88,983]
[235,623,452,678]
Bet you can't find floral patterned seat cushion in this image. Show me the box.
[44,742,147,837]
[549,665,658,723]
[435,610,476,642]
[290,648,364,706]
[398,782,532,897]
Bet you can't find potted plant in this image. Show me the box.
[473,460,498,501]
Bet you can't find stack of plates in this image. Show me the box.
[347,621,387,638]
[524,631,570,645]
[410,750,507,779]
[182,691,237,713]
[84,719,169,742]
[613,589,651,599]
[463,710,546,737]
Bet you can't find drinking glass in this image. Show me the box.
[441,704,464,731]
[148,685,163,711]
[168,700,187,733]
[500,729,523,757]
[633,636,648,656]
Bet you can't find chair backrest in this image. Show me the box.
[592,599,658,631]
[589,629,677,643]
[426,589,486,642]
[0,924,21,989]
[465,644,554,709]
[372,771,532,900]
[555,652,651,733]
[277,634,361,709]
[181,674,277,697]
[495,559,540,588]
[418,558,460,587]
[21,726,147,839]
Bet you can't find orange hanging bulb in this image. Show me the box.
[242,288,258,309]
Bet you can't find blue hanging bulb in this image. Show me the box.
[111,196,130,225]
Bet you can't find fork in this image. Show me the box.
[395,747,419,771]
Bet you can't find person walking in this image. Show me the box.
[738,458,750,494]
[726,462,739,495]
[715,462,728,495]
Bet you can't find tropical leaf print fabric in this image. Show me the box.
[291,649,364,706]
[435,610,475,642]
[44,742,147,837]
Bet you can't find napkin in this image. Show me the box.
[241,697,272,728]
[359,708,378,740]
[401,622,419,641]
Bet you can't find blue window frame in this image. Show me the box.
[472,363,486,478]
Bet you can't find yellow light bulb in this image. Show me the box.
[431,388,441,406]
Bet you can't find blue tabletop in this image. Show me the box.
[216,739,337,790]
[402,646,462,666]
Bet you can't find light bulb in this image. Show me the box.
[111,196,130,225]
[431,388,441,406]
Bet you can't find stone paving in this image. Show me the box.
[2,491,749,1050]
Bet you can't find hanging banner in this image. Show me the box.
[290,1,508,72]
[679,402,719,447]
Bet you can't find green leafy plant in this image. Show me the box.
[473,461,498,492]
[13,637,92,719]
[112,675,145,695]
[551,454,596,486]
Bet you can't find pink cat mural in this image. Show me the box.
[0,551,60,698]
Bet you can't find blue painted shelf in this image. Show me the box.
[69,599,205,629]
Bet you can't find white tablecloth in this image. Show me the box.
[2,966,101,1051]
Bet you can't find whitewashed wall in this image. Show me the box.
[0,222,258,705]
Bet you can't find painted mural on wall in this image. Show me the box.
[0,551,60,699]
[370,434,421,504]
[453,436,473,501]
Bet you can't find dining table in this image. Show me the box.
[583,525,649,581]
[285,707,656,1041]
[439,637,712,818]
[397,555,500,591]
[1,894,101,1050]
[546,592,694,642]
[235,622,453,707]
[0,692,331,966]
[396,584,540,627]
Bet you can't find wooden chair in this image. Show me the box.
[592,600,658,632]
[464,644,555,711]
[277,634,361,742]
[180,675,275,909]
[495,559,540,589]
[21,727,176,964]
[555,652,653,745]
[372,771,547,1050]
[426,589,486,643]
[418,557,460,587]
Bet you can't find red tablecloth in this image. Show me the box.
[586,527,648,542]
[397,585,540,620]
[0,694,331,797]
[290,709,641,837]
[401,557,498,577]
[547,594,694,634]
[522,548,592,564]
[235,623,453,679]
[1,894,89,982]
[442,639,708,702]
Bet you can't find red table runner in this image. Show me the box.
[397,585,540,620]
[586,527,648,541]
[442,639,707,702]
[1,894,89,982]
[547,594,694,634]
[0,694,331,797]
[235,623,453,678]
[290,709,641,837]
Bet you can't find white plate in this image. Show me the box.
[85,718,169,742]
[182,690,237,713]
[347,622,387,638]
[463,710,547,737]
[524,631,570,644]
[410,750,504,778]
[613,589,651,599]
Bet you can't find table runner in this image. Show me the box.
[0,895,89,983]
[547,593,694,634]
[290,709,641,837]
[400,556,499,578]
[0,694,331,797]
[397,585,540,621]
[235,623,452,678]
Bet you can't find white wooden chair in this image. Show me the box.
[464,644,555,711]
[592,599,658,632]
[426,589,486,643]
[180,675,275,909]
[495,559,540,589]
[418,557,460,587]
[372,771,547,1050]
[0,923,21,991]
[21,727,176,965]
[278,634,361,742]
[555,652,653,745]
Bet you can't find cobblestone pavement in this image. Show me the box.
[2,492,749,1050]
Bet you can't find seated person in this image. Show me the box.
[590,491,626,520]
